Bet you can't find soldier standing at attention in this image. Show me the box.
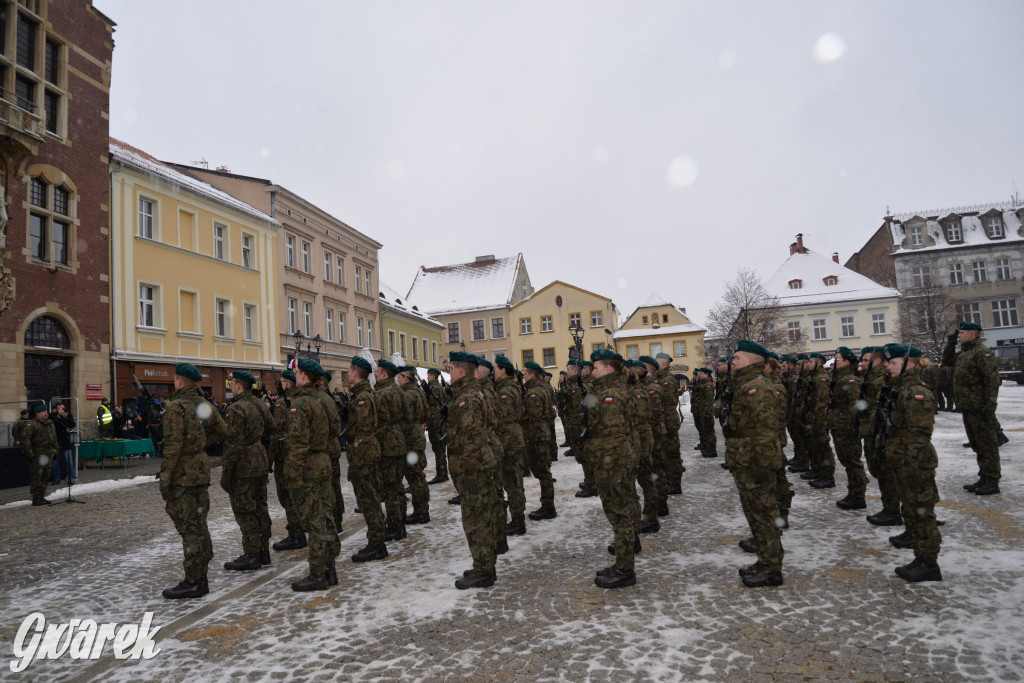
[859,349,900,526]
[763,353,793,530]
[271,370,307,551]
[542,371,559,462]
[314,370,345,534]
[425,368,449,484]
[787,355,812,474]
[943,321,1002,495]
[447,351,501,589]
[522,361,557,521]
[160,363,226,599]
[565,360,595,497]
[222,370,275,571]
[494,355,528,537]
[693,368,717,457]
[24,404,57,506]
[641,356,670,517]
[285,358,338,591]
[881,345,943,582]
[830,348,869,511]
[801,353,837,489]
[655,353,684,494]
[723,341,785,588]
[374,360,409,540]
[626,360,659,534]
[474,359,510,555]
[397,366,431,525]
[346,357,389,563]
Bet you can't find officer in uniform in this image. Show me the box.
[494,355,527,536]
[542,371,559,462]
[830,347,868,510]
[722,341,784,588]
[763,352,793,529]
[626,360,659,534]
[943,321,1002,495]
[271,370,307,551]
[475,359,510,553]
[860,348,902,527]
[222,370,275,570]
[397,366,431,525]
[346,356,389,562]
[692,368,717,457]
[374,360,409,540]
[564,360,595,497]
[654,352,684,494]
[315,370,345,534]
[160,363,226,599]
[424,368,449,484]
[787,354,811,473]
[640,356,670,517]
[23,404,57,506]
[800,353,837,488]
[522,361,557,520]
[447,351,501,589]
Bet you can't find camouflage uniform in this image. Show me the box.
[944,334,1001,485]
[475,377,509,547]
[399,380,431,517]
[374,376,409,531]
[628,377,657,523]
[564,373,592,489]
[644,375,670,509]
[655,367,684,487]
[766,369,793,520]
[938,365,956,411]
[540,378,560,462]
[829,365,868,500]
[494,375,527,526]
[270,395,303,538]
[786,368,809,468]
[724,362,784,572]
[284,383,338,576]
[160,385,226,582]
[588,371,638,572]
[448,374,500,576]
[804,363,836,479]
[222,392,274,555]
[887,368,941,562]
[425,377,448,479]
[23,416,57,500]
[311,387,345,528]
[693,376,717,453]
[522,377,555,511]
[346,379,386,546]
[863,369,902,516]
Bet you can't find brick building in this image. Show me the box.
[0,0,114,428]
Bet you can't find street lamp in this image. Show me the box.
[569,322,585,362]
[291,330,323,360]
[292,330,304,354]
[312,334,323,358]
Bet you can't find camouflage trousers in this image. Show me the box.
[273,449,303,537]
[771,441,793,519]
[404,449,430,515]
[595,444,638,572]
[499,444,526,522]
[450,453,500,574]
[331,456,345,525]
[348,460,386,546]
[566,422,594,489]
[547,419,558,461]
[27,451,51,498]
[831,428,867,498]
[726,441,784,572]
[962,410,1001,483]
[695,412,717,452]
[663,416,684,483]
[426,426,447,478]
[227,476,271,555]
[806,426,836,478]
[635,430,657,521]
[524,427,555,509]
[291,476,338,575]
[888,441,941,562]
[650,434,670,507]
[379,455,408,530]
[863,438,900,515]
[787,420,809,466]
[163,485,213,581]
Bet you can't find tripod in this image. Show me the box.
[54,449,84,505]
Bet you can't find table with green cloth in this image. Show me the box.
[78,439,155,468]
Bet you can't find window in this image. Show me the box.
[354,266,362,294]
[388,330,396,355]
[591,343,605,352]
[520,317,532,334]
[301,241,311,273]
[787,321,802,343]
[871,312,888,335]
[243,304,256,341]
[447,322,460,344]
[287,298,297,333]
[471,319,485,341]
[28,177,72,266]
[491,317,504,339]
[303,302,312,336]
[591,311,603,327]
[323,251,332,281]
[241,234,253,268]
[325,309,334,341]
[972,260,987,283]
[812,318,828,340]
[642,316,649,325]
[139,284,158,328]
[946,219,962,242]
[215,299,229,337]
[336,256,345,286]
[955,302,982,326]
[840,315,856,338]
[788,280,802,290]
[338,312,346,343]
[541,315,553,332]
[367,323,375,349]
[992,299,1019,328]
[909,224,924,247]
[674,341,687,357]
[412,336,418,361]
[569,312,581,329]
[911,266,931,288]
[422,339,428,362]
[431,341,437,362]
[522,350,534,365]
[400,333,407,358]
[649,343,662,356]
[995,257,1011,281]
[824,277,837,286]
[542,348,556,367]
[364,269,372,296]
[626,344,639,360]
[24,316,70,349]
[949,263,964,285]
[10,12,66,135]
[285,235,295,268]
[986,215,1004,238]
[138,198,155,239]
[357,317,364,346]
[213,223,226,260]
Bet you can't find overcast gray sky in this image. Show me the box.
[95,0,1024,326]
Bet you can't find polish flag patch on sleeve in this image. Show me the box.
[458,401,467,408]
[604,397,614,403]
[913,394,925,401]
[290,408,297,413]
[748,389,757,395]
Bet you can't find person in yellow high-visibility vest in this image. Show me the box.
[97,397,113,438]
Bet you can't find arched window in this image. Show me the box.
[25,315,70,349]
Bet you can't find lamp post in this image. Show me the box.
[569,322,585,362]
[291,330,323,360]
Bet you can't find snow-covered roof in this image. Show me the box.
[888,203,1023,255]
[406,254,524,316]
[378,281,443,328]
[614,322,705,340]
[110,138,278,226]
[766,249,900,307]
[622,293,689,326]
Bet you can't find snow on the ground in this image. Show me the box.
[0,474,156,509]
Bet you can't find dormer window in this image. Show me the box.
[986,214,1005,239]
[788,279,802,290]
[909,224,924,247]
[823,276,838,286]
[642,315,648,324]
[945,218,962,242]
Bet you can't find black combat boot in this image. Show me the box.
[224,553,261,571]
[788,463,810,473]
[260,549,271,566]
[32,496,52,506]
[638,518,660,534]
[384,525,407,541]
[455,570,496,589]
[739,561,763,578]
[575,488,598,498]
[607,535,642,556]
[506,517,527,536]
[866,510,902,526]
[596,564,618,578]
[800,470,822,480]
[528,506,557,520]
[657,501,669,517]
[896,558,942,582]
[741,566,783,588]
[809,477,835,489]
[889,530,914,549]
[738,538,757,554]
[693,444,704,451]
[667,484,683,495]
[701,449,718,458]
[291,572,331,592]
[327,567,339,586]
[427,473,449,485]
[594,567,636,589]
[351,544,388,563]
[405,512,431,525]
[162,576,209,599]
[448,495,461,505]
[496,539,509,555]
[836,496,867,510]
[973,480,1000,496]
[963,479,983,492]
[272,533,307,551]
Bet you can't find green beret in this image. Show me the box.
[639,355,658,368]
[835,347,858,363]
[780,355,794,362]
[322,369,333,383]
[427,368,441,376]
[734,339,768,358]
[523,360,543,373]
[397,365,415,374]
[544,371,553,378]
[175,362,203,381]
[590,348,618,363]
[717,356,728,364]
[20,409,29,417]
[377,360,399,374]
[33,403,49,414]
[795,353,809,361]
[230,370,256,385]
[766,350,780,361]
[808,352,825,361]
[281,369,296,382]
[494,355,515,372]
[566,359,580,368]
[655,352,672,361]
[957,321,982,331]
[623,359,637,368]
[477,358,493,371]
[297,357,324,377]
[581,360,594,368]
[881,344,922,361]
[448,351,479,367]
[351,357,372,373]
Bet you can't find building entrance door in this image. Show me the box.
[25,354,71,407]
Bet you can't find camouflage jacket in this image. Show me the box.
[11,419,32,445]
[400,380,429,451]
[23,417,58,459]
[446,375,495,467]
[284,384,331,484]
[522,377,553,427]
[767,370,787,435]
[585,372,634,457]
[223,392,273,479]
[943,336,1000,413]
[804,364,831,430]
[888,368,938,468]
[828,365,861,433]
[346,379,381,467]
[564,373,586,427]
[723,362,779,450]
[311,386,343,460]
[161,385,223,488]
[494,376,526,451]
[692,376,715,416]
[655,367,681,426]
[859,363,887,440]
[269,395,290,460]
[644,376,667,436]
[538,379,558,422]
[374,377,407,458]
[425,379,446,430]
[786,370,804,424]
[629,378,654,437]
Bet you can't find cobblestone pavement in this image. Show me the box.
[1,387,1023,681]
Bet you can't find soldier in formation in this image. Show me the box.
[859,348,903,528]
[271,370,307,551]
[493,355,527,537]
[374,360,410,541]
[424,368,449,484]
[397,366,431,525]
[829,347,868,511]
[522,361,557,521]
[691,367,717,457]
[345,357,388,562]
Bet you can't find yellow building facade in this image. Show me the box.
[508,281,618,372]
[614,294,706,375]
[109,139,281,404]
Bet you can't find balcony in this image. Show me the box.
[0,92,45,145]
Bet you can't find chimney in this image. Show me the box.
[832,252,839,264]
[789,242,798,256]
[795,233,806,254]
[475,254,495,263]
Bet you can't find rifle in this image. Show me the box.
[852,366,872,433]
[131,374,161,420]
[718,358,734,430]
[872,345,912,470]
[423,377,450,443]
[573,339,588,445]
